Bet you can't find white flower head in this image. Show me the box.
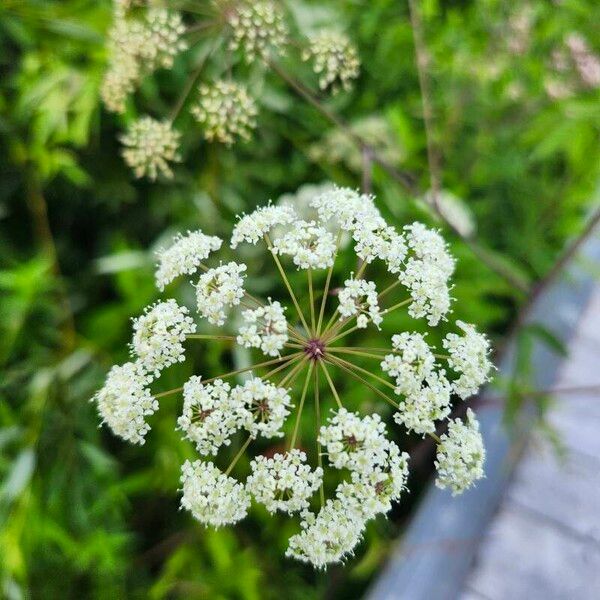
[191,80,258,145]
[435,408,485,495]
[227,0,288,62]
[237,299,289,356]
[94,362,156,445]
[130,299,196,377]
[232,377,292,439]
[302,30,360,93]
[178,377,247,456]
[141,9,187,70]
[338,278,382,329]
[310,186,381,231]
[443,321,493,399]
[393,370,452,435]
[247,450,323,514]
[272,220,337,270]
[400,222,455,325]
[196,262,247,326]
[381,332,436,397]
[121,117,181,180]
[231,204,296,248]
[180,460,250,527]
[286,497,366,569]
[337,442,409,519]
[155,230,223,291]
[319,408,389,475]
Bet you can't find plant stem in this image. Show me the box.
[308,269,316,336]
[264,234,311,334]
[326,353,397,391]
[225,436,252,475]
[316,230,342,335]
[288,362,314,450]
[262,353,302,381]
[319,360,343,409]
[202,354,298,385]
[378,280,401,301]
[326,348,387,361]
[314,367,325,506]
[187,334,236,341]
[325,356,399,410]
[154,386,184,399]
[280,355,309,387]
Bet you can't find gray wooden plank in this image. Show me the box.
[548,393,600,460]
[505,445,600,544]
[465,506,600,600]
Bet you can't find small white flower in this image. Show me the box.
[177,377,247,456]
[272,220,336,270]
[319,408,389,475]
[247,450,323,514]
[286,496,366,569]
[130,300,195,377]
[338,278,382,329]
[337,442,409,519]
[400,222,455,325]
[155,230,223,291]
[196,262,247,326]
[141,9,187,70]
[302,30,360,93]
[232,377,292,439]
[94,362,156,445]
[381,332,436,397]
[191,80,258,145]
[443,321,493,399]
[237,299,289,356]
[227,0,288,62]
[231,204,297,248]
[435,409,485,495]
[310,186,381,232]
[180,460,250,527]
[393,370,452,435]
[101,50,139,113]
[121,117,181,180]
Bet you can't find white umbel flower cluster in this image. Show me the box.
[319,409,389,475]
[435,409,485,495]
[94,183,492,569]
[130,299,196,378]
[94,362,156,445]
[272,221,336,270]
[227,0,288,62]
[191,80,258,145]
[178,377,243,456]
[302,30,360,93]
[237,299,289,356]
[286,495,365,568]
[180,460,250,527]
[155,230,223,291]
[231,377,292,439]
[231,204,296,248]
[400,223,455,325]
[338,278,382,329]
[120,117,181,180]
[443,321,493,399]
[289,415,409,568]
[247,450,323,514]
[101,9,186,114]
[195,262,246,325]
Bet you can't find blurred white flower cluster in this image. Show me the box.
[93,184,493,568]
[101,0,362,179]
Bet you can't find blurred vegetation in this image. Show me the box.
[1,0,599,598]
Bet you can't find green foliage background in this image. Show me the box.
[1,0,599,598]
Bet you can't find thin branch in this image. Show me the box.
[325,356,399,410]
[320,360,343,409]
[289,361,314,449]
